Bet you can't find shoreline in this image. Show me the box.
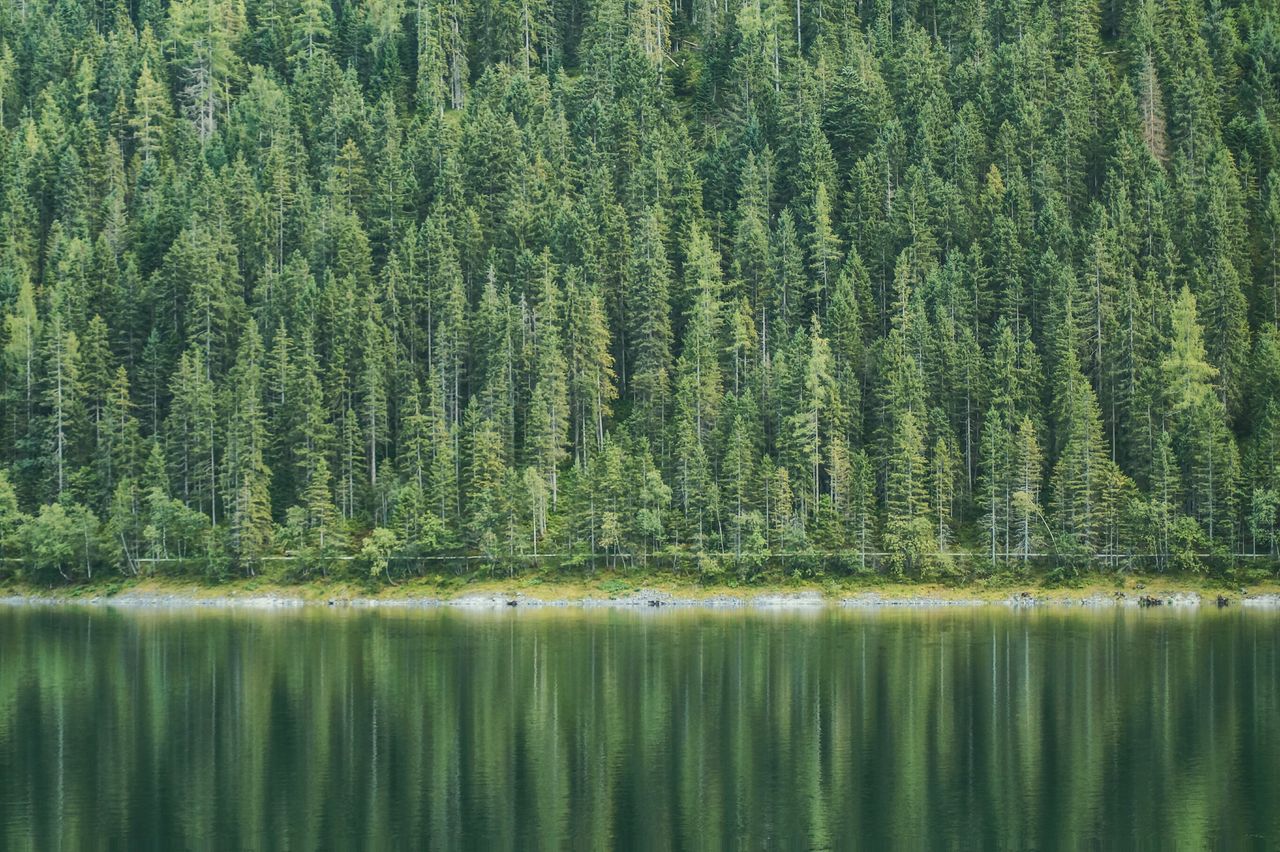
[2,576,1279,612]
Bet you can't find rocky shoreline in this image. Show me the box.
[2,588,1279,612]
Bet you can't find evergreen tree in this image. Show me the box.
[169,348,220,521]
[290,0,333,61]
[4,271,41,484]
[224,320,273,569]
[565,268,617,464]
[167,0,247,143]
[463,400,508,555]
[626,207,674,450]
[130,58,172,164]
[1163,287,1239,546]
[1050,341,1113,554]
[807,183,841,314]
[40,311,85,502]
[98,367,140,506]
[932,429,958,553]
[784,316,835,520]
[525,257,569,504]
[1012,415,1043,562]
[978,406,1013,564]
[358,289,392,488]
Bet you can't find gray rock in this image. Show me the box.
[750,591,825,609]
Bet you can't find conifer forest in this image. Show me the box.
[0,0,1279,582]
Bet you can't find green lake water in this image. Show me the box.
[0,605,1276,850]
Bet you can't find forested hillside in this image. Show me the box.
[0,0,1278,581]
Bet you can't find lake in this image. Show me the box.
[0,605,1276,849]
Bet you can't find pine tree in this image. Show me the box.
[358,289,392,488]
[631,0,670,68]
[471,268,515,455]
[1163,286,1220,414]
[565,268,617,464]
[399,379,433,497]
[1012,415,1043,562]
[432,224,468,427]
[369,99,416,253]
[784,316,835,520]
[414,0,448,114]
[167,0,247,143]
[0,43,13,128]
[882,409,931,575]
[286,332,333,503]
[626,206,674,450]
[79,316,113,453]
[848,449,876,570]
[265,322,294,511]
[171,222,242,380]
[1149,429,1180,569]
[673,417,717,548]
[1163,287,1239,546]
[425,368,459,526]
[0,470,24,560]
[106,477,143,575]
[299,455,343,564]
[876,261,933,571]
[169,348,219,521]
[807,182,841,314]
[99,367,140,505]
[40,311,85,502]
[772,210,805,338]
[978,406,1013,564]
[1194,150,1251,415]
[827,257,864,444]
[733,152,773,312]
[525,257,569,504]
[290,0,333,60]
[129,58,172,164]
[722,412,758,555]
[932,430,958,552]
[1050,353,1112,554]
[674,230,725,453]
[463,400,508,555]
[1264,173,1280,325]
[224,320,273,569]
[3,271,40,447]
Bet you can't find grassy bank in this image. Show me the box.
[4,569,1280,607]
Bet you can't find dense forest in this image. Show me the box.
[0,0,1277,582]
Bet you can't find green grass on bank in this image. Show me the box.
[3,567,1278,605]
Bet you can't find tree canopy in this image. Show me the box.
[0,0,1278,581]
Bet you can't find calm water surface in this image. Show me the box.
[0,605,1276,849]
